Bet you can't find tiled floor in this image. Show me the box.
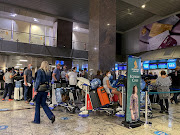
[0,97,180,135]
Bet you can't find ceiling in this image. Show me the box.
[0,0,179,32]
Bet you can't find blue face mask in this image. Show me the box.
[30,66,32,69]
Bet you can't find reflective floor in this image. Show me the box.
[0,97,180,135]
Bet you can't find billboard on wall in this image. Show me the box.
[139,14,180,51]
[126,56,141,122]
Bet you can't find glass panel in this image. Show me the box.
[13,31,29,43]
[31,34,44,45]
[72,41,88,51]
[31,24,45,35]
[0,29,12,41]
[13,20,30,33]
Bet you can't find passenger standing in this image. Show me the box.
[169,66,180,104]
[66,67,78,99]
[33,61,55,124]
[94,70,103,84]
[24,64,33,103]
[82,68,88,79]
[61,65,68,83]
[52,64,61,83]
[2,68,16,101]
[156,71,171,114]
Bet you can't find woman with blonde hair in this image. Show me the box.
[32,61,55,124]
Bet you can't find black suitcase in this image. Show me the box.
[89,90,101,109]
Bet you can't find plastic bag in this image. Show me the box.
[55,88,62,103]
[91,78,101,89]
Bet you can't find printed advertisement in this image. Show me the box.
[139,14,180,51]
[126,56,141,122]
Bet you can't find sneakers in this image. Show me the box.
[8,99,13,101]
[116,106,122,112]
[51,116,55,124]
[2,99,5,101]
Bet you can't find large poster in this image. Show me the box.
[139,14,180,51]
[126,56,141,122]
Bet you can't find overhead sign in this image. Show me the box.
[158,63,167,69]
[126,56,141,122]
[167,62,176,69]
[143,64,149,70]
[149,64,157,69]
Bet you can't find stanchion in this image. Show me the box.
[144,85,152,126]
[79,84,89,117]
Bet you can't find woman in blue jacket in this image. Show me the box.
[32,61,55,124]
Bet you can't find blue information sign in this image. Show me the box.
[158,63,167,69]
[143,64,149,70]
[167,62,176,69]
[149,64,157,69]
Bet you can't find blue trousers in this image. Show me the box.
[34,92,54,123]
[3,83,13,99]
[24,85,29,101]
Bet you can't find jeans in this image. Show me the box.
[3,83,13,99]
[34,92,54,123]
[24,86,29,101]
[171,86,180,103]
[160,99,169,111]
[24,85,32,101]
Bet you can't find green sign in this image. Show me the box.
[126,56,141,122]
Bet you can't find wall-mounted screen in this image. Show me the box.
[158,63,167,69]
[143,64,149,70]
[149,64,157,69]
[167,62,176,69]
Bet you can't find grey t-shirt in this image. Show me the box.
[4,72,13,83]
[24,69,32,83]
[103,76,110,94]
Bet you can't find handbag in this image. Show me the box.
[37,69,48,92]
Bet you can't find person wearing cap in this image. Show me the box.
[2,68,16,101]
[52,64,61,83]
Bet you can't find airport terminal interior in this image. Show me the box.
[0,0,180,135]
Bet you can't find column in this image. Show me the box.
[88,0,116,73]
[57,19,73,49]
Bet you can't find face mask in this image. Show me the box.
[30,66,32,69]
[107,73,111,78]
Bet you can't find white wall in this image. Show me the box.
[72,31,89,50]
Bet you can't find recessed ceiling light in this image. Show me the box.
[107,24,110,26]
[10,13,17,17]
[73,26,79,30]
[33,18,39,22]
[94,47,97,50]
[141,4,146,8]
[20,59,28,62]
[17,64,22,65]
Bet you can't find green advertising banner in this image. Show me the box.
[126,56,141,122]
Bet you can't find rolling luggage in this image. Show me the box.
[97,87,110,106]
[89,90,101,109]
[14,87,23,100]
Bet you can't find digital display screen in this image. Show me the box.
[115,64,118,71]
[167,59,177,62]
[149,60,157,63]
[158,63,167,69]
[55,60,64,65]
[123,66,127,70]
[158,59,167,63]
[143,64,149,70]
[167,62,176,69]
[149,64,157,69]
[118,66,123,70]
[143,61,150,64]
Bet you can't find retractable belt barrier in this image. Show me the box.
[144,87,180,126]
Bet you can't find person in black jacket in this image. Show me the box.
[169,66,180,104]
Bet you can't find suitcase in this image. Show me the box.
[89,90,101,109]
[14,87,23,100]
[112,94,119,102]
[97,87,110,106]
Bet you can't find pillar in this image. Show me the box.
[88,0,116,73]
[57,19,73,49]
